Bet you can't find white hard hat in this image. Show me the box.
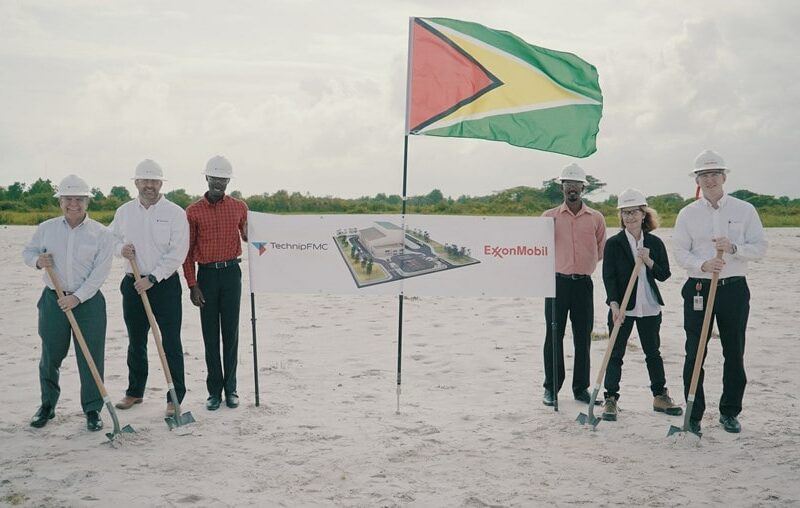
[617,188,647,209]
[132,159,166,181]
[691,149,729,175]
[205,155,233,178]
[558,163,587,183]
[54,174,91,197]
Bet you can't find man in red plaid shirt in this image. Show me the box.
[182,155,248,411]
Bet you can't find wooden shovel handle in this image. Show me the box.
[687,249,725,397]
[44,266,109,399]
[129,257,175,385]
[593,257,644,387]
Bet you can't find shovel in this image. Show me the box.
[667,250,724,439]
[129,257,195,430]
[577,257,643,428]
[44,265,135,443]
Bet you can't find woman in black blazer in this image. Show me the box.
[600,189,683,421]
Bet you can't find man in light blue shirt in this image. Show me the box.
[22,174,114,431]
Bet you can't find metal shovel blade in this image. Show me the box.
[165,410,195,430]
[576,411,601,428]
[667,424,702,439]
[106,424,136,443]
[104,401,136,442]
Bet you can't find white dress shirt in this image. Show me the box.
[22,215,114,303]
[109,196,189,281]
[624,230,660,318]
[673,193,767,279]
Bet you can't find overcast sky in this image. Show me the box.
[1,0,798,201]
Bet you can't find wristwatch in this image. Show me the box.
[147,274,158,285]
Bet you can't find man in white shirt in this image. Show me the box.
[110,160,190,417]
[673,150,767,434]
[22,174,114,431]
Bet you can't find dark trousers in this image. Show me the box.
[121,273,186,403]
[543,276,594,395]
[37,288,106,413]
[197,264,242,398]
[603,312,666,399]
[681,278,750,420]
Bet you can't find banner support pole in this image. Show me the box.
[250,292,260,407]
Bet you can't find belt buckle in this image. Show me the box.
[571,274,581,280]
[215,261,224,269]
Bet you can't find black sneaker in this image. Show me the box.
[542,389,555,406]
[688,418,702,434]
[719,415,741,433]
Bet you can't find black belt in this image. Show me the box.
[199,258,241,269]
[48,288,73,295]
[556,273,590,280]
[692,276,745,287]
[125,272,177,280]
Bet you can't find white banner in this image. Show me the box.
[247,212,555,297]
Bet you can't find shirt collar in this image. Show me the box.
[700,193,728,209]
[558,201,586,216]
[624,228,643,247]
[204,192,228,206]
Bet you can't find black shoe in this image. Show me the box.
[719,415,741,433]
[86,410,103,432]
[542,389,555,406]
[225,393,239,409]
[688,418,702,434]
[206,396,221,411]
[30,405,55,428]
[574,389,602,405]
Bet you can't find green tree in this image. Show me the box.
[28,178,55,196]
[110,186,131,201]
[7,182,26,200]
[165,189,194,209]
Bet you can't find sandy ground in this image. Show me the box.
[1,224,798,507]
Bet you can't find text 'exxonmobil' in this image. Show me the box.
[484,245,549,258]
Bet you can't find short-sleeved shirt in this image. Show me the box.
[542,202,606,275]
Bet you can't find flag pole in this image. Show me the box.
[251,292,260,407]
[396,17,415,414]
[396,134,409,414]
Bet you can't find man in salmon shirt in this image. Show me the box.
[183,155,248,411]
[541,163,606,407]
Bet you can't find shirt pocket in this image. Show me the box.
[727,221,744,243]
[153,221,172,246]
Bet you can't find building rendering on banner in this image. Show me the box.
[358,221,405,259]
[335,221,480,288]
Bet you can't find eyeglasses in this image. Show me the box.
[697,171,724,179]
[621,209,643,217]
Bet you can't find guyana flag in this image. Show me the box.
[406,17,603,157]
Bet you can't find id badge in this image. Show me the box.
[693,295,704,311]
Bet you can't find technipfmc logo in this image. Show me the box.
[252,241,329,255]
[251,242,268,255]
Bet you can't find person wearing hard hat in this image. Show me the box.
[109,159,190,417]
[599,189,682,421]
[541,163,606,406]
[673,150,767,434]
[182,156,248,411]
[22,174,114,432]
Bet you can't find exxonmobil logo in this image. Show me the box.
[484,245,549,258]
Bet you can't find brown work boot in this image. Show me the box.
[115,396,143,410]
[653,389,683,416]
[602,396,618,421]
[165,402,175,417]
